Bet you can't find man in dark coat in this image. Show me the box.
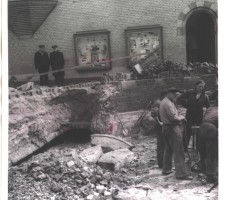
[34,45,50,86]
[176,80,210,146]
[50,45,65,86]
[198,106,218,183]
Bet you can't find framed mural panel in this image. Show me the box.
[74,29,111,72]
[125,25,163,68]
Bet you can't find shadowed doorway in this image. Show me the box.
[186,11,216,64]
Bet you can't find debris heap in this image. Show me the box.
[8,83,118,165]
[8,143,135,200]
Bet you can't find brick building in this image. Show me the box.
[8,0,217,82]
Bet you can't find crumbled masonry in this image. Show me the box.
[8,82,218,199]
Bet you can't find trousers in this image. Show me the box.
[198,123,218,175]
[163,124,189,178]
[185,119,202,147]
[40,74,49,86]
[54,72,64,87]
[156,125,164,168]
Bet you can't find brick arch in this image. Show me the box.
[176,1,217,36]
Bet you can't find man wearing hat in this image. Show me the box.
[151,90,168,168]
[34,45,50,86]
[50,45,65,87]
[159,87,192,180]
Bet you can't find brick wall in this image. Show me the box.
[111,74,217,112]
[8,0,217,80]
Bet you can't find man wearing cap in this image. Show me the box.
[34,45,50,86]
[50,45,65,87]
[151,90,168,168]
[159,87,192,180]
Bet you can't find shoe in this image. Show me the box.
[191,164,202,173]
[176,175,193,180]
[162,171,173,175]
[158,164,163,169]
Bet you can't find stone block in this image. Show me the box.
[67,160,75,167]
[177,27,184,36]
[98,148,134,171]
[183,7,190,15]
[96,185,106,193]
[210,4,217,12]
[17,82,34,91]
[91,134,134,151]
[177,20,183,27]
[178,12,185,21]
[188,2,197,10]
[80,145,103,164]
[204,1,212,8]
[196,1,204,7]
[114,188,148,200]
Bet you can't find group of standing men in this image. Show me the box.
[151,80,218,183]
[34,45,65,87]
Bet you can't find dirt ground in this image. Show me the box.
[8,133,218,200]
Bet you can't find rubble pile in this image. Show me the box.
[8,143,136,200]
[8,83,121,165]
[8,82,218,199]
[132,60,218,79]
[8,135,218,200]
[7,81,187,166]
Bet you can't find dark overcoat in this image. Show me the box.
[177,89,210,124]
[50,51,65,76]
[34,51,50,73]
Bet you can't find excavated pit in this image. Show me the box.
[8,83,120,165]
[53,128,92,145]
[8,83,218,200]
[13,128,93,166]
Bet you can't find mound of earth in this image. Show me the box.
[8,84,118,165]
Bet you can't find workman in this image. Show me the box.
[34,45,50,86]
[151,90,168,168]
[197,106,218,183]
[159,87,192,180]
[50,45,65,87]
[176,80,210,146]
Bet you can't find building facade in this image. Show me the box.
[8,0,217,81]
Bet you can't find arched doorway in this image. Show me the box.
[186,10,216,64]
